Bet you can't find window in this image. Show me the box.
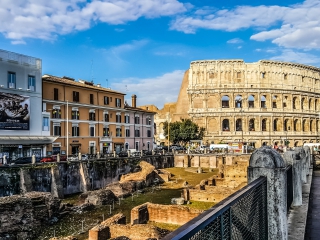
[116,127,122,137]
[236,119,242,131]
[90,126,95,136]
[8,72,16,88]
[54,88,59,100]
[90,94,94,104]
[135,115,140,124]
[261,72,265,78]
[147,129,151,137]
[43,117,49,131]
[262,119,267,131]
[89,112,95,121]
[261,96,266,108]
[104,113,109,122]
[125,143,129,150]
[104,96,109,105]
[116,114,121,123]
[126,129,130,137]
[125,115,130,123]
[146,117,151,125]
[73,91,79,102]
[53,125,61,136]
[103,127,110,136]
[116,98,121,107]
[28,75,36,91]
[72,126,79,136]
[284,74,287,80]
[248,95,254,108]
[222,119,230,131]
[135,129,140,137]
[52,109,61,119]
[71,110,79,120]
[222,95,229,108]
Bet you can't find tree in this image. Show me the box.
[163,119,205,145]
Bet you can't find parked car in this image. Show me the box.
[40,156,54,162]
[40,155,67,162]
[118,151,128,157]
[12,157,40,164]
[142,150,153,155]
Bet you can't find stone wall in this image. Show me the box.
[131,202,203,226]
[0,192,61,239]
[0,155,174,197]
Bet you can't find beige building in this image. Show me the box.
[152,60,320,148]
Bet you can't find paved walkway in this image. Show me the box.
[305,169,320,239]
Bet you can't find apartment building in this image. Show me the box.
[0,49,55,161]
[42,75,155,156]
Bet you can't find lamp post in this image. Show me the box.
[66,100,69,157]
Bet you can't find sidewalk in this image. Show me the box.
[304,169,320,239]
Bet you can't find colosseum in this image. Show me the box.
[142,59,320,148]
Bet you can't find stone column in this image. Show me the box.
[32,154,36,164]
[248,146,288,239]
[78,152,82,161]
[56,153,60,163]
[303,146,311,175]
[295,147,307,184]
[283,151,302,206]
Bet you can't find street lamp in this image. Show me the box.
[66,100,69,157]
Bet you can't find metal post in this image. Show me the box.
[66,100,69,158]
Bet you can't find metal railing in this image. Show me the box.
[286,165,293,213]
[163,176,268,240]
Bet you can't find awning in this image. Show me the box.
[0,136,59,145]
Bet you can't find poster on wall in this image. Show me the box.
[0,92,30,130]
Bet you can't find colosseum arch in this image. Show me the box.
[222,119,230,131]
[316,99,319,111]
[222,95,230,108]
[293,97,298,109]
[192,95,203,109]
[262,119,267,131]
[207,94,220,108]
[294,119,301,131]
[272,95,278,108]
[302,119,307,131]
[273,118,279,131]
[235,95,243,108]
[261,95,267,108]
[301,97,307,110]
[309,98,313,110]
[249,119,255,131]
[310,119,314,132]
[248,95,255,108]
[236,119,242,131]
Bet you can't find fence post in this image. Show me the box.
[295,147,307,184]
[283,151,302,206]
[248,146,287,239]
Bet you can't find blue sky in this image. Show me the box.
[1,0,319,108]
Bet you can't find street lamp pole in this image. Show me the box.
[66,100,69,157]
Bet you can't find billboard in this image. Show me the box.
[0,92,30,130]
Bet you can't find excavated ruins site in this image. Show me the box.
[0,154,250,240]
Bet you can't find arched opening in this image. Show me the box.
[261,95,266,108]
[301,97,305,110]
[293,97,297,109]
[284,119,289,131]
[222,95,230,108]
[235,95,242,108]
[248,95,254,108]
[273,119,278,131]
[310,120,313,132]
[316,99,319,111]
[222,119,230,131]
[294,141,299,147]
[309,99,312,110]
[236,119,242,131]
[272,95,277,108]
[294,119,298,131]
[262,119,267,131]
[249,119,255,131]
[302,119,306,131]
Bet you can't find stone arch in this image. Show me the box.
[248,95,255,108]
[192,96,203,109]
[310,119,314,132]
[302,119,307,131]
[273,118,279,131]
[207,94,219,108]
[222,95,230,108]
[261,95,267,108]
[301,97,306,110]
[293,97,298,109]
[309,98,313,110]
[222,119,230,131]
[235,95,243,108]
[236,118,242,131]
[272,95,278,108]
[262,119,267,131]
[249,119,255,131]
[294,119,300,131]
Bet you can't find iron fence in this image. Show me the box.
[163,176,268,240]
[286,165,293,213]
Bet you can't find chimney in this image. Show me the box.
[132,94,137,108]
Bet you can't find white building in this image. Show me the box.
[0,49,56,162]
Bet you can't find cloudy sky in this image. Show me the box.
[1,0,320,108]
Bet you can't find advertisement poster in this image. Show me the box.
[0,92,30,130]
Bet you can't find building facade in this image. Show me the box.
[154,60,320,148]
[0,49,55,161]
[42,75,155,156]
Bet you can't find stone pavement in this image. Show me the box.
[305,169,320,239]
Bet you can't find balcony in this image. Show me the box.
[100,136,112,142]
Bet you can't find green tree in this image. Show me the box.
[163,119,205,145]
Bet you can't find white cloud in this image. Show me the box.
[111,70,185,108]
[271,49,320,65]
[227,38,243,44]
[170,0,320,49]
[0,0,187,43]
